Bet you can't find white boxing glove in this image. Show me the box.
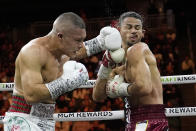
[106,75,130,98]
[97,48,125,79]
[96,27,124,80]
[84,26,121,56]
[45,61,89,100]
[104,31,122,51]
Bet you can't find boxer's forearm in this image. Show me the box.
[92,78,107,102]
[23,84,53,104]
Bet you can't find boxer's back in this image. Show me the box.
[125,42,163,105]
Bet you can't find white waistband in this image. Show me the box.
[6,112,30,118]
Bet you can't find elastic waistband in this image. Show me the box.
[4,112,55,121]
[126,104,166,121]
[8,95,55,119]
[5,112,31,118]
[8,95,32,114]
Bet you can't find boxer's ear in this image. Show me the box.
[142,29,146,38]
[57,33,63,39]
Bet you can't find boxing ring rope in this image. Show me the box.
[0,74,196,123]
[1,107,196,123]
[0,74,196,91]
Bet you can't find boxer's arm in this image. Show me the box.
[93,67,123,101]
[19,47,52,104]
[93,50,125,101]
[92,78,108,102]
[73,26,122,61]
[110,65,126,78]
[92,28,124,101]
[126,46,152,96]
[92,52,114,102]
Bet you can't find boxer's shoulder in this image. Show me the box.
[127,43,149,56]
[19,42,50,65]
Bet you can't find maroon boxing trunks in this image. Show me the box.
[124,98,169,131]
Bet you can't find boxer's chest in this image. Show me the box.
[41,58,63,83]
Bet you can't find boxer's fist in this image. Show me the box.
[45,61,89,100]
[84,26,122,56]
[102,48,125,68]
[101,27,124,67]
[97,48,125,80]
[97,29,124,79]
[97,26,122,50]
[62,61,89,92]
[106,75,129,98]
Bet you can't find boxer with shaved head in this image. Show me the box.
[3,12,122,131]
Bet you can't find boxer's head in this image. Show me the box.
[52,12,86,58]
[119,11,145,47]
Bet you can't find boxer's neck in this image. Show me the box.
[44,34,62,60]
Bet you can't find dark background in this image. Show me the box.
[1,0,196,130]
[0,0,123,24]
[0,0,196,33]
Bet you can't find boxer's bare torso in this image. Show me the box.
[125,42,163,106]
[14,37,66,104]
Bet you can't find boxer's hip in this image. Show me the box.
[8,94,55,119]
[8,95,32,114]
[128,104,166,121]
[124,104,169,131]
[3,112,55,131]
